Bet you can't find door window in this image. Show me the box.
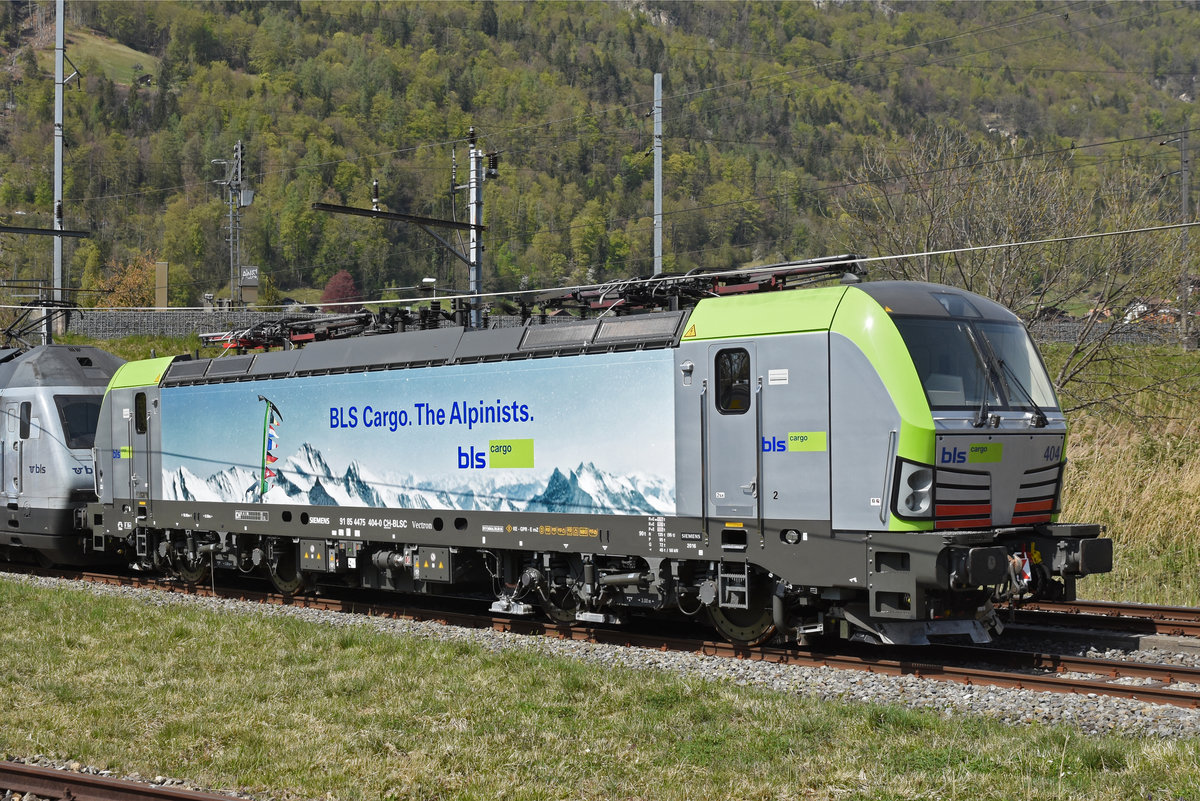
[715,348,751,414]
[135,392,147,435]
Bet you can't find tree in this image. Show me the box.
[256,272,281,307]
[73,240,106,308]
[321,269,361,312]
[832,129,1186,415]
[97,252,157,308]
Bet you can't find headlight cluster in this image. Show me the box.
[896,460,933,518]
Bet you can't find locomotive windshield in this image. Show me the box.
[54,395,102,449]
[893,317,1059,413]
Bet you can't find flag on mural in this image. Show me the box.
[257,395,284,499]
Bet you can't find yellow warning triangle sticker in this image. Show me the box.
[683,324,696,338]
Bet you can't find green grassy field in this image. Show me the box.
[39,29,159,85]
[1,577,1197,801]
[1060,412,1200,606]
[1043,344,1200,607]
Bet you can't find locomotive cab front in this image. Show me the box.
[829,282,1111,641]
[887,286,1066,528]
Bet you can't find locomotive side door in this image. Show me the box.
[704,343,759,522]
[129,390,151,501]
[2,401,17,503]
[106,389,133,506]
[2,400,37,506]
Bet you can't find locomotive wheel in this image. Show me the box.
[541,585,579,625]
[173,551,210,584]
[266,540,308,595]
[706,604,776,647]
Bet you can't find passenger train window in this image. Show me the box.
[715,348,751,414]
[135,392,147,435]
[18,402,30,439]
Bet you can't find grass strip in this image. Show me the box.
[1,578,1198,800]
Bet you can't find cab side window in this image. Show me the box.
[135,392,148,435]
[715,348,751,414]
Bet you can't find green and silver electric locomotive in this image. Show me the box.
[88,277,1110,645]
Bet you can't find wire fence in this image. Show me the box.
[65,309,316,340]
[63,307,582,341]
[1026,319,1190,347]
[61,308,1190,347]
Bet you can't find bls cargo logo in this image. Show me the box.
[458,438,535,469]
[939,443,1003,464]
[762,432,827,452]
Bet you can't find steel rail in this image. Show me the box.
[1013,599,1200,637]
[939,643,1200,684]
[0,761,238,801]
[329,598,1200,709]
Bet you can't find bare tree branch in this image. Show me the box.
[831,125,1191,418]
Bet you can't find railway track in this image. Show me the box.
[67,568,1200,709]
[1013,599,1200,637]
[0,759,240,801]
[14,567,1200,710]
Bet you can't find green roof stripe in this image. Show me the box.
[681,286,848,340]
[106,356,177,391]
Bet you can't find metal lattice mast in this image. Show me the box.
[213,141,249,306]
[465,128,497,329]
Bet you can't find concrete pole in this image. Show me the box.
[653,73,663,276]
[49,0,65,342]
[1181,128,1190,348]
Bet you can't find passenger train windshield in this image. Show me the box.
[892,317,1060,413]
[54,395,102,450]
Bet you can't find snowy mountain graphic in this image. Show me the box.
[163,441,675,515]
[527,464,661,514]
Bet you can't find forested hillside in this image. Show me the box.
[0,0,1197,325]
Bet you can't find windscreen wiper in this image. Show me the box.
[997,359,1048,428]
[964,328,998,428]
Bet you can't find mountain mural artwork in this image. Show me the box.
[159,350,677,516]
